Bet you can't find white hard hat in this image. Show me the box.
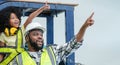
[24,22,45,36]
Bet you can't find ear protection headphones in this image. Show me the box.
[4,27,18,36]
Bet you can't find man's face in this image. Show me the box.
[29,29,44,49]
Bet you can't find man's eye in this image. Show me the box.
[33,33,38,36]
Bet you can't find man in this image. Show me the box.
[10,12,94,65]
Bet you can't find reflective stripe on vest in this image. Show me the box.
[8,55,18,65]
[16,46,56,65]
[43,46,56,65]
[16,28,24,52]
[0,28,24,65]
[0,48,18,65]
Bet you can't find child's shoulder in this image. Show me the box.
[0,32,7,39]
[0,32,5,36]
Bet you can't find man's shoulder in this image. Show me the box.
[44,44,58,49]
[45,44,57,47]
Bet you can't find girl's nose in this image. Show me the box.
[15,18,19,22]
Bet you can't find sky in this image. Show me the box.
[72,0,120,65]
[21,0,120,65]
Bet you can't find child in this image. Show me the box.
[0,2,50,62]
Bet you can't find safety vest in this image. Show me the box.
[0,28,24,65]
[13,46,56,65]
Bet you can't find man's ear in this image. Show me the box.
[25,35,29,42]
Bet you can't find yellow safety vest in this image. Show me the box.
[15,46,56,65]
[0,28,24,65]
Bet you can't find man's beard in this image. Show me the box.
[29,37,44,51]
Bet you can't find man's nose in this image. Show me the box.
[38,35,43,39]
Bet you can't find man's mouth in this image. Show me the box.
[36,41,43,45]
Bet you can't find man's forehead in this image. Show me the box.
[29,29,44,33]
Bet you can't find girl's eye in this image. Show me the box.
[10,16,16,19]
[11,17,15,19]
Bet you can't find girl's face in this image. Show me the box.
[9,13,20,28]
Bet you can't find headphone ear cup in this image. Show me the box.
[10,27,17,36]
[4,28,9,36]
